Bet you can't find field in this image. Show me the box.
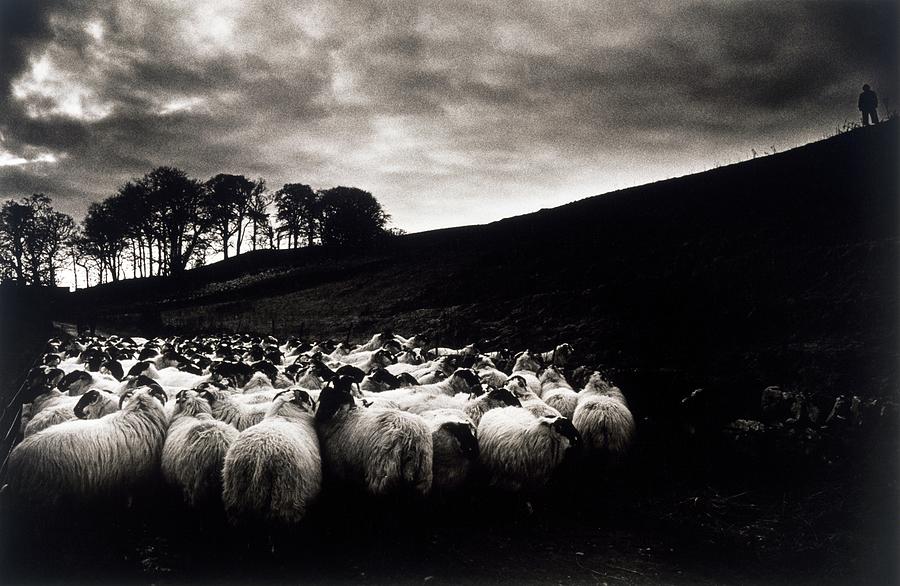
[0,121,897,584]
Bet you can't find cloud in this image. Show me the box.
[0,0,896,232]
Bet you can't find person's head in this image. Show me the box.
[863,84,871,91]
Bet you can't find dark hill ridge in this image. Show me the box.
[65,120,899,413]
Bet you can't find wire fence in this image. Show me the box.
[0,349,42,483]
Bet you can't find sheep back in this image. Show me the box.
[162,415,239,507]
[222,416,321,525]
[319,408,432,496]
[477,407,574,492]
[7,391,168,504]
[572,395,635,461]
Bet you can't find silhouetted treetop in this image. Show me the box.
[319,186,390,247]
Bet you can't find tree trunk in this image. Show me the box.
[221,224,229,260]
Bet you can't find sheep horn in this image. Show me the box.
[118,391,134,408]
[74,390,100,419]
[148,386,168,405]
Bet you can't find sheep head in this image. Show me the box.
[542,416,581,450]
[486,387,520,408]
[451,368,481,394]
[335,364,365,383]
[504,375,529,398]
[513,350,542,373]
[316,375,357,422]
[120,385,167,409]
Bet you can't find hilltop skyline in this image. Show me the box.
[1,0,897,233]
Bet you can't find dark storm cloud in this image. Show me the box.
[0,0,896,231]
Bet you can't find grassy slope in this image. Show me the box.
[66,121,899,414]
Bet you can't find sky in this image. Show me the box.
[0,0,897,234]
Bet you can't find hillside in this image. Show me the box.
[63,120,899,415]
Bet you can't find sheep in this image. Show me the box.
[161,390,239,507]
[247,360,293,389]
[222,389,322,525]
[572,372,635,464]
[463,386,522,426]
[200,389,272,430]
[389,355,457,379]
[505,375,562,419]
[154,366,209,390]
[420,409,479,493]
[474,355,508,389]
[511,350,543,396]
[20,386,69,432]
[366,368,483,414]
[6,386,169,505]
[375,369,482,410]
[539,367,579,419]
[23,389,119,437]
[353,331,396,353]
[315,376,433,496]
[428,343,478,358]
[293,365,330,390]
[395,348,424,365]
[57,370,122,396]
[477,406,580,492]
[360,368,403,393]
[242,371,276,394]
[125,360,160,380]
[540,343,575,369]
[416,370,447,385]
[340,348,396,372]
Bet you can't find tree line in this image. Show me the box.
[0,166,399,288]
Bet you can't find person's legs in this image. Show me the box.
[871,109,879,124]
[862,110,871,126]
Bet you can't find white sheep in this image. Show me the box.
[505,375,562,419]
[473,355,508,389]
[539,367,579,419]
[572,372,635,464]
[540,343,575,368]
[200,389,272,431]
[6,387,169,505]
[339,347,396,372]
[477,406,580,492]
[511,351,543,395]
[58,369,122,396]
[23,389,119,437]
[315,376,433,496]
[161,390,239,507]
[222,389,322,524]
[374,369,482,412]
[463,386,522,426]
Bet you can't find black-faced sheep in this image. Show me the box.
[476,405,580,492]
[6,387,169,505]
[420,408,479,493]
[315,376,433,496]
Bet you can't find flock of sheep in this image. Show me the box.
[4,332,634,525]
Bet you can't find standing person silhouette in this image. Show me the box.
[858,84,879,126]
